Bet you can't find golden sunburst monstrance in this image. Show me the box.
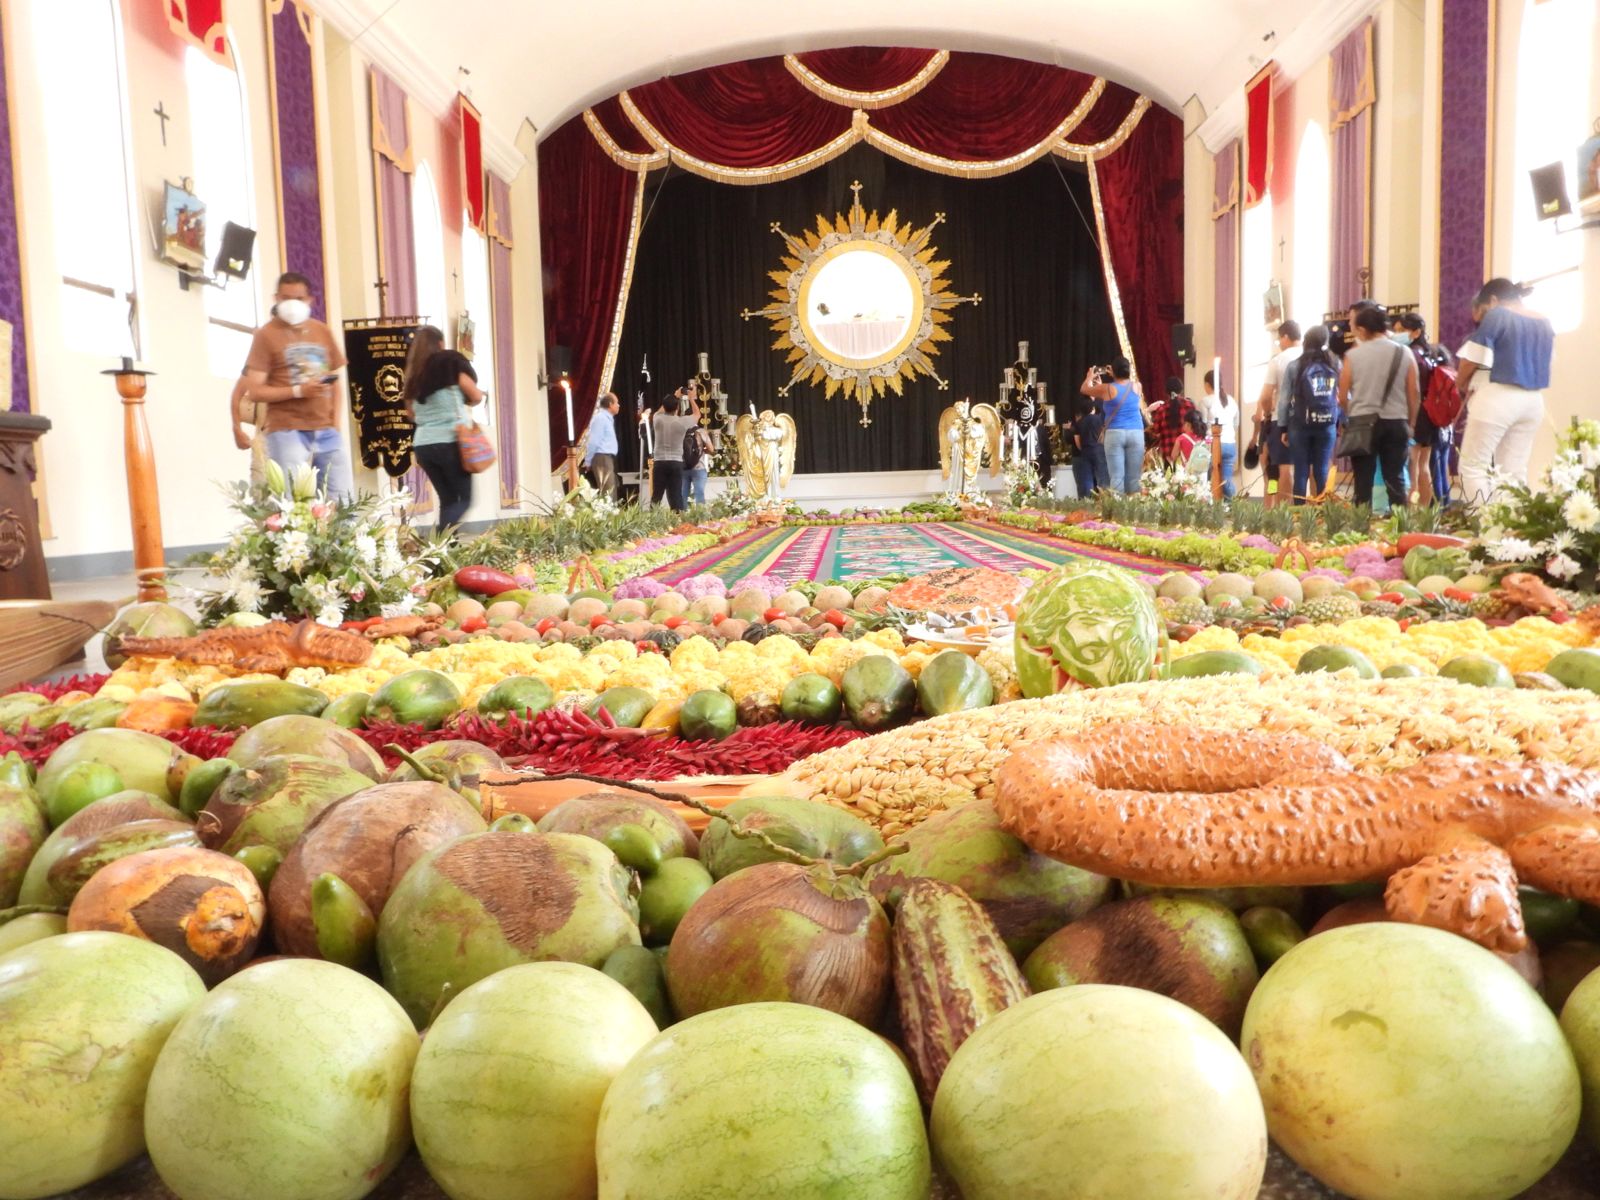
[741,181,980,426]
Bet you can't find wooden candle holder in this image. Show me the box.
[103,360,166,601]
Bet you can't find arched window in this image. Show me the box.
[1292,122,1331,332]
[27,0,138,358]
[460,216,495,425]
[412,163,448,333]
[1512,0,1593,333]
[186,36,259,376]
[1239,191,1275,409]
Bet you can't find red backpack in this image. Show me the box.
[1422,361,1463,429]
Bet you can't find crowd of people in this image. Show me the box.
[1062,275,1556,511]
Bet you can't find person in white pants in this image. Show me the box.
[1454,278,1555,507]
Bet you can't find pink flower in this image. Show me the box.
[311,503,333,521]
[350,587,366,602]
[411,583,428,595]
[264,513,285,531]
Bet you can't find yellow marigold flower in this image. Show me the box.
[671,635,720,671]
[536,643,583,664]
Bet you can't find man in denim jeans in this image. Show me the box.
[243,272,353,501]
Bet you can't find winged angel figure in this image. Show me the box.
[735,410,797,505]
[938,401,1002,504]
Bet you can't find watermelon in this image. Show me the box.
[411,963,659,1200]
[596,1002,929,1198]
[0,933,205,1199]
[145,959,418,1200]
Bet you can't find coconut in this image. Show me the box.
[0,910,65,957]
[144,959,418,1200]
[1023,895,1260,1038]
[197,754,372,858]
[866,801,1111,957]
[33,813,202,908]
[1251,569,1304,604]
[36,727,186,811]
[934,987,1265,1200]
[387,739,504,784]
[412,963,659,1200]
[597,1004,929,1200]
[537,790,699,859]
[0,933,205,1198]
[101,602,197,670]
[1156,573,1204,600]
[666,861,891,1024]
[1245,923,1578,1198]
[0,783,47,906]
[68,845,266,985]
[853,585,890,612]
[699,795,882,880]
[17,791,185,905]
[812,585,852,612]
[522,593,569,622]
[269,780,485,960]
[610,598,650,622]
[229,714,386,780]
[1203,572,1255,604]
[377,830,641,1026]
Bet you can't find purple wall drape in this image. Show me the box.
[1212,141,1239,403]
[267,1,327,320]
[0,6,30,412]
[488,173,518,507]
[1438,0,1494,349]
[1330,20,1375,311]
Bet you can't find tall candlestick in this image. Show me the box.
[103,359,166,601]
[562,381,574,443]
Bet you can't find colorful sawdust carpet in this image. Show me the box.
[647,521,1174,585]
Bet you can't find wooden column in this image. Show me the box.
[0,412,54,600]
[1210,421,1224,500]
[564,446,581,494]
[105,361,166,601]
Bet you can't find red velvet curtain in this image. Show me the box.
[537,51,1185,467]
[538,119,640,463]
[1097,107,1185,390]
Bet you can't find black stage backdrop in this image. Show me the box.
[611,142,1117,478]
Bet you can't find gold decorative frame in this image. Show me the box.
[742,182,979,425]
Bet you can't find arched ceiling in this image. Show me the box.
[325,0,1334,148]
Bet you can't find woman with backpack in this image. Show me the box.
[1284,326,1341,504]
[1338,307,1419,510]
[1455,278,1555,507]
[1398,313,1456,506]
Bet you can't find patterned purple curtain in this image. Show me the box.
[1437,0,1494,349]
[265,1,327,319]
[1330,19,1375,311]
[1212,141,1240,403]
[487,173,518,507]
[0,5,30,412]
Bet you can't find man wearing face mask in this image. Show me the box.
[242,272,352,501]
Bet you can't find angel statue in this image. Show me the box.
[938,400,1002,505]
[735,409,797,505]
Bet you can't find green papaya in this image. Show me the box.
[601,943,672,1028]
[192,680,328,729]
[477,676,555,720]
[915,650,995,716]
[841,655,917,731]
[321,693,371,728]
[1546,648,1600,695]
[678,690,737,741]
[587,687,656,729]
[59,697,129,732]
[1166,650,1264,679]
[780,673,842,724]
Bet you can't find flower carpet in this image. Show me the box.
[644,520,1175,584]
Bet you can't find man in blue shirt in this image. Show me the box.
[583,392,621,499]
[1455,278,1556,505]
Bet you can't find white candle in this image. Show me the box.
[644,414,654,454]
[1028,367,1038,386]
[1018,340,1029,364]
[1004,367,1014,388]
[698,352,710,375]
[749,402,757,417]
[562,381,574,443]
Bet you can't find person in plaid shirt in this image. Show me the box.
[1148,377,1203,463]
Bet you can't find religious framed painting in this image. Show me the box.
[161,181,208,271]
[1576,132,1600,216]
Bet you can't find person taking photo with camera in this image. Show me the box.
[1080,357,1145,494]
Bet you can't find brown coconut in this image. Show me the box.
[68,845,266,985]
[536,790,699,858]
[268,781,486,957]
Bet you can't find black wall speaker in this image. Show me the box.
[1172,322,1195,366]
[214,222,256,280]
[548,345,572,379]
[1530,163,1572,221]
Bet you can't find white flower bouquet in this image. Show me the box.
[1478,419,1600,591]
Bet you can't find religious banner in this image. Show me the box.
[344,319,418,478]
[167,0,232,67]
[487,173,518,506]
[264,0,327,320]
[0,1,30,413]
[1242,64,1275,208]
[459,95,486,233]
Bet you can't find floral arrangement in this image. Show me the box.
[1139,462,1206,502]
[1477,419,1600,589]
[189,463,447,626]
[1002,461,1043,507]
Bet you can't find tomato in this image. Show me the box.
[663,615,686,629]
[822,609,848,629]
[763,607,786,623]
[460,616,489,633]
[636,640,660,654]
[590,613,612,629]
[535,617,557,635]
[710,613,726,625]
[1443,588,1474,603]
[1376,592,1406,605]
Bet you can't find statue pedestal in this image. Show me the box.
[0,411,53,601]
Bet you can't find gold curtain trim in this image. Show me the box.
[583,108,669,170]
[486,176,515,249]
[619,91,863,183]
[1330,19,1376,131]
[370,70,414,173]
[1053,94,1152,162]
[598,166,652,411]
[1212,142,1240,220]
[1086,156,1138,380]
[782,50,949,109]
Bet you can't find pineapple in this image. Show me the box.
[1299,594,1362,626]
[1470,593,1515,620]
[1362,600,1401,619]
[1170,596,1217,626]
